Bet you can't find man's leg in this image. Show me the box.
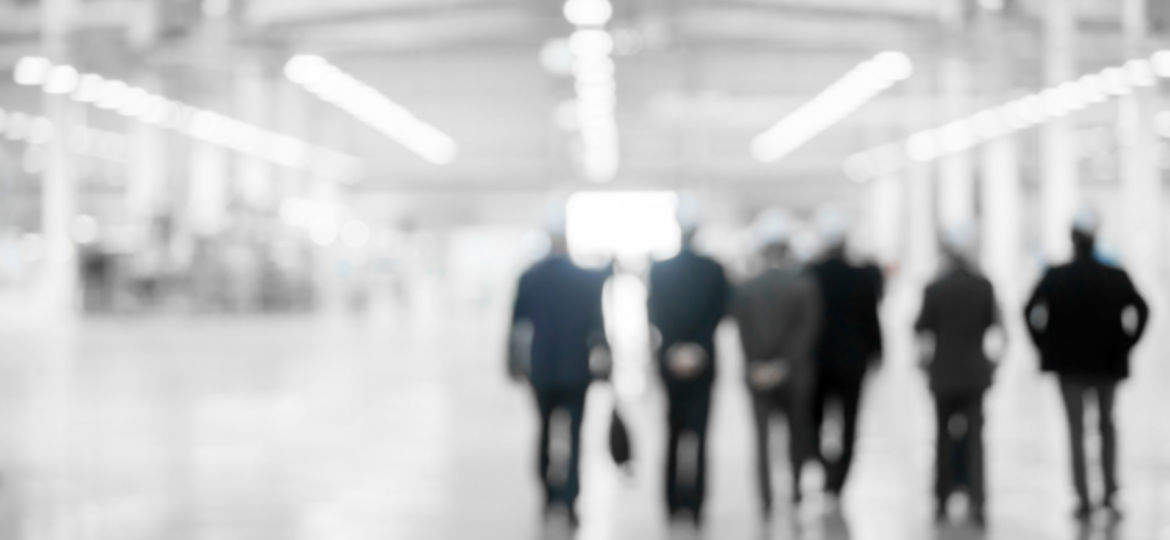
[689,385,713,522]
[533,386,556,507]
[1095,381,1119,508]
[828,375,865,495]
[665,391,683,516]
[1058,377,1090,515]
[785,382,813,505]
[964,393,987,521]
[560,386,589,516]
[810,373,829,468]
[751,389,774,514]
[934,395,958,515]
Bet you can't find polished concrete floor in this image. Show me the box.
[0,288,1167,540]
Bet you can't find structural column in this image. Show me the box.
[37,0,79,317]
[981,137,1023,299]
[977,3,1024,304]
[1119,0,1162,283]
[937,0,976,231]
[1040,0,1079,262]
[904,72,938,284]
[938,59,977,230]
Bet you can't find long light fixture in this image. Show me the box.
[565,0,619,183]
[845,51,1170,182]
[13,56,361,179]
[284,55,457,166]
[751,51,914,163]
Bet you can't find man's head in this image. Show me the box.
[753,208,794,265]
[1071,206,1099,257]
[675,192,702,247]
[942,221,977,268]
[814,205,850,254]
[542,198,569,255]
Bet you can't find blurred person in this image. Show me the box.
[914,224,1003,526]
[647,194,729,526]
[731,209,822,516]
[508,202,612,527]
[1023,209,1149,522]
[807,206,884,501]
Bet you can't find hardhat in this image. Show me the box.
[753,208,793,248]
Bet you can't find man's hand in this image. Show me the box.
[590,346,613,380]
[749,360,789,390]
[666,343,707,380]
[914,334,935,372]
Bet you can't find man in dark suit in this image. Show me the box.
[808,209,883,500]
[647,197,728,526]
[1024,211,1149,521]
[732,209,822,516]
[509,207,611,527]
[915,226,1002,526]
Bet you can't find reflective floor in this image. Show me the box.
[0,285,1168,540]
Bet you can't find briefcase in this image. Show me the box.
[608,406,632,469]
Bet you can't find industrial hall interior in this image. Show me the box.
[2,0,1170,539]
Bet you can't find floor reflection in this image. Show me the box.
[0,308,1165,540]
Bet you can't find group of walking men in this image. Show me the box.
[508,201,1148,529]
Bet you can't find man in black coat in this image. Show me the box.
[1024,213,1149,521]
[509,210,611,527]
[647,200,728,526]
[808,212,884,500]
[915,229,1002,526]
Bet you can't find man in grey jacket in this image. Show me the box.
[915,225,1003,526]
[732,209,822,516]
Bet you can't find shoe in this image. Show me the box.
[970,508,986,528]
[1103,501,1123,523]
[934,504,948,524]
[1072,503,1092,522]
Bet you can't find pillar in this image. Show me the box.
[1040,0,1078,263]
[1119,0,1162,282]
[37,0,80,317]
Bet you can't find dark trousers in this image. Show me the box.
[810,372,864,494]
[534,384,589,509]
[665,383,712,517]
[933,392,985,509]
[1058,376,1118,507]
[751,382,812,509]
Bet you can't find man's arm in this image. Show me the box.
[587,270,612,379]
[913,286,936,369]
[866,265,885,364]
[1023,273,1052,347]
[985,285,1008,364]
[1121,272,1150,347]
[507,274,533,381]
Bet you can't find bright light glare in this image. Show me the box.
[14,57,361,177]
[752,51,913,163]
[1125,59,1156,87]
[1152,50,1170,78]
[14,57,50,86]
[1155,111,1170,138]
[284,54,456,165]
[566,191,680,263]
[563,0,613,27]
[1102,67,1132,95]
[44,64,80,95]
